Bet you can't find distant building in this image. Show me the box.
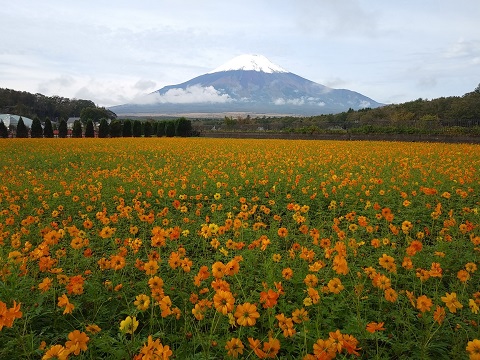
[66,117,80,130]
[0,114,34,128]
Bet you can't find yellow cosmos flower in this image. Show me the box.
[119,316,139,334]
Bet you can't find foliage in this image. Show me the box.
[122,119,132,137]
[0,120,8,138]
[43,118,54,138]
[0,87,99,121]
[156,121,166,137]
[165,121,175,137]
[98,118,110,138]
[58,119,68,138]
[133,120,143,137]
[72,120,83,138]
[110,120,123,138]
[80,106,116,124]
[30,117,43,138]
[15,117,28,138]
[0,138,479,359]
[175,117,193,137]
[144,121,153,137]
[84,119,95,138]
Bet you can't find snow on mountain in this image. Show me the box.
[208,54,288,74]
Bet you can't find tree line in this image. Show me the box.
[0,117,194,138]
[0,88,116,121]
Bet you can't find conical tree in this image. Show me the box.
[43,118,54,138]
[58,119,68,138]
[98,118,110,138]
[175,117,192,137]
[144,121,153,137]
[85,119,95,137]
[132,120,143,137]
[156,121,166,137]
[16,117,29,138]
[31,117,43,138]
[72,120,83,138]
[0,120,8,138]
[122,119,132,137]
[165,121,175,137]
[110,120,123,137]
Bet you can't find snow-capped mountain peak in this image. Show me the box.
[208,54,288,74]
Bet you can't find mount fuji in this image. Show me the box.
[111,54,383,116]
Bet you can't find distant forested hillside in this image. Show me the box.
[0,88,115,121]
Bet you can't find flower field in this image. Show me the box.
[0,138,479,359]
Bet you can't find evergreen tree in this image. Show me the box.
[16,117,29,138]
[133,120,143,137]
[85,119,95,137]
[43,118,54,138]
[0,120,8,138]
[72,120,83,138]
[122,119,132,137]
[156,121,166,137]
[152,121,158,136]
[58,119,68,138]
[98,118,110,138]
[175,117,192,137]
[31,117,43,138]
[144,121,153,137]
[165,121,175,137]
[110,120,123,137]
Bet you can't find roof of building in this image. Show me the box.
[0,114,34,127]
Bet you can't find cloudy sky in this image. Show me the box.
[1,0,479,107]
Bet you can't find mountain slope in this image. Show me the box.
[111,54,383,116]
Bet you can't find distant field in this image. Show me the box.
[1,138,479,359]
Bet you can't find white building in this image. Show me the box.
[0,114,34,128]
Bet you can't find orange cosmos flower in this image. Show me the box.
[57,294,75,315]
[466,339,480,359]
[304,274,318,287]
[379,253,397,273]
[99,226,115,239]
[224,259,240,276]
[211,261,225,279]
[138,335,173,359]
[225,337,244,358]
[259,288,279,309]
[234,302,260,326]
[213,290,235,315]
[282,268,293,280]
[292,308,309,324]
[328,278,344,294]
[366,321,385,333]
[66,275,85,295]
[144,260,159,276]
[277,227,288,237]
[134,294,150,311]
[332,255,349,275]
[441,292,463,313]
[85,324,101,334]
[65,330,89,355]
[416,295,433,313]
[42,345,69,360]
[38,277,53,292]
[457,269,470,283]
[384,288,398,303]
[109,255,126,271]
[433,305,446,324]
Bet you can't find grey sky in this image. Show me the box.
[1,0,479,107]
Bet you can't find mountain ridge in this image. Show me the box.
[113,54,385,116]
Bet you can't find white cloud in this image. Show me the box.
[274,97,326,107]
[134,85,232,104]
